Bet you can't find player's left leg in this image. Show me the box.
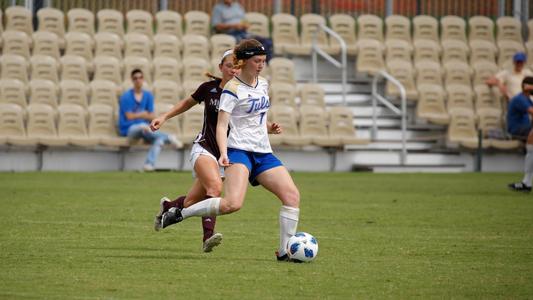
[509,128,533,192]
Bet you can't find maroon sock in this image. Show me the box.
[202,195,217,242]
[163,195,186,211]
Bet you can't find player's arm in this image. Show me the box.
[216,111,231,167]
[150,97,197,131]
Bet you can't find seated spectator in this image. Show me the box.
[119,69,182,171]
[486,52,533,101]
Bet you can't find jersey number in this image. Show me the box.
[259,112,266,124]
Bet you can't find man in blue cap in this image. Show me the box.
[486,52,533,101]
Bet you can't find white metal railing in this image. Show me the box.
[311,24,347,106]
[371,70,407,165]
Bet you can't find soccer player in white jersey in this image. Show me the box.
[161,39,301,262]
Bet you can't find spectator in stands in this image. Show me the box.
[118,69,182,171]
[508,76,533,192]
[486,52,533,101]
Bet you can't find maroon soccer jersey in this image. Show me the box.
[191,79,223,159]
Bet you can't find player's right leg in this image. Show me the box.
[509,128,533,193]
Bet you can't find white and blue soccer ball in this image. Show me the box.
[286,232,318,262]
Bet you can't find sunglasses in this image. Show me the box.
[132,76,143,80]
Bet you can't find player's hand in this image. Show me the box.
[218,154,230,167]
[269,122,282,134]
[150,116,165,132]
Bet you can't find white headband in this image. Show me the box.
[221,49,234,64]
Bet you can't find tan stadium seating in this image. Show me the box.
[300,105,340,147]
[65,32,94,72]
[440,15,467,43]
[385,15,411,43]
[30,55,59,83]
[2,30,31,59]
[60,55,89,83]
[182,34,210,60]
[415,60,443,86]
[184,11,210,37]
[245,12,269,38]
[26,103,67,146]
[93,56,122,85]
[90,79,119,110]
[210,58,223,78]
[413,39,440,63]
[153,80,182,105]
[271,13,303,55]
[468,16,495,43]
[357,14,383,42]
[496,16,523,44]
[182,57,210,82]
[529,19,533,41]
[97,9,124,37]
[472,61,498,87]
[477,107,521,150]
[154,33,182,62]
[356,39,385,75]
[5,6,33,38]
[68,8,95,36]
[59,79,89,108]
[474,85,501,112]
[446,84,474,114]
[329,14,357,55]
[124,32,153,59]
[1,54,29,83]
[57,103,98,146]
[329,106,369,145]
[126,10,153,38]
[269,82,297,107]
[300,13,334,55]
[416,84,449,125]
[269,105,310,146]
[182,80,203,98]
[469,39,497,64]
[95,32,123,59]
[0,79,27,108]
[413,15,439,42]
[88,104,128,146]
[444,61,472,87]
[155,102,182,138]
[37,8,66,49]
[386,59,418,100]
[269,57,296,84]
[385,39,412,62]
[527,41,533,70]
[32,31,61,61]
[181,103,204,144]
[29,79,59,107]
[156,10,183,38]
[299,83,326,107]
[210,34,236,59]
[123,56,152,84]
[497,40,525,69]
[153,57,181,84]
[0,103,33,146]
[447,108,485,149]
[0,10,4,46]
[441,39,469,64]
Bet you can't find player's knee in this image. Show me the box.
[205,181,223,197]
[281,187,300,208]
[221,198,242,213]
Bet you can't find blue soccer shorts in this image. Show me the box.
[227,148,283,186]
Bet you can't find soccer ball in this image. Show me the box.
[286,232,318,262]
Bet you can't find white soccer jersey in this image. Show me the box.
[218,76,272,153]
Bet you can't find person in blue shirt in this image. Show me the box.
[508,76,533,192]
[118,69,182,171]
[211,0,249,42]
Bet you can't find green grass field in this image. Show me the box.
[1,172,532,299]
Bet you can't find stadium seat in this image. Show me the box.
[441,39,469,63]
[210,34,236,60]
[89,79,119,109]
[97,9,124,37]
[155,102,182,137]
[181,103,204,144]
[184,11,210,37]
[469,39,497,64]
[329,106,369,145]
[385,15,411,43]
[123,56,152,84]
[59,79,89,108]
[0,10,4,46]
[468,16,495,43]
[29,79,59,107]
[94,32,123,59]
[440,15,467,43]
[413,15,439,42]
[57,103,97,146]
[474,85,502,112]
[357,14,384,43]
[497,40,525,69]
[526,41,533,69]
[155,10,183,38]
[477,107,521,150]
[245,12,269,38]
[0,54,29,83]
[300,105,340,147]
[2,30,31,59]
[182,57,210,82]
[0,103,32,146]
[182,34,210,60]
[0,79,27,108]
[60,55,90,83]
[88,104,128,146]
[30,55,59,83]
[444,61,472,87]
[416,84,449,125]
[413,39,440,63]
[65,32,94,72]
[300,13,334,55]
[269,105,310,146]
[182,80,203,98]
[386,60,418,100]
[5,6,33,39]
[153,79,182,105]
[126,9,154,38]
[355,39,385,75]
[446,84,474,114]
[269,82,297,107]
[329,14,357,55]
[153,57,181,84]
[93,56,122,85]
[154,33,183,62]
[496,16,523,44]
[124,32,153,59]
[447,108,485,149]
[68,8,95,36]
[385,39,413,63]
[32,31,61,61]
[269,57,296,84]
[271,13,303,55]
[472,61,498,86]
[415,60,443,86]
[37,7,66,49]
[529,19,533,41]
[26,103,66,146]
[299,83,326,107]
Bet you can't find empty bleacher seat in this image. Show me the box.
[37,7,66,49]
[57,103,97,146]
[385,39,412,62]
[415,60,443,86]
[416,84,449,125]
[269,57,296,84]
[32,31,61,61]
[124,32,153,59]
[447,108,485,149]
[60,55,90,83]
[442,39,469,63]
[29,79,59,107]
[472,61,498,86]
[413,15,439,42]
[269,105,310,146]
[329,106,369,145]
[88,104,128,146]
[30,55,59,83]
[126,9,154,38]
[413,39,440,63]
[271,13,302,55]
[269,82,297,107]
[356,39,385,75]
[468,16,495,44]
[300,105,340,147]
[68,8,95,36]
[0,54,29,83]
[210,34,236,59]
[97,9,124,37]
[184,11,210,37]
[94,32,123,59]
[93,56,122,85]
[0,103,31,146]
[444,61,472,87]
[357,14,383,43]
[469,39,497,64]
[153,80,182,105]
[386,60,418,100]
[474,85,502,112]
[182,57,210,82]
[26,103,66,146]
[300,13,334,55]
[245,12,269,38]
[156,10,183,38]
[154,33,182,62]
[385,15,411,43]
[5,6,33,38]
[65,32,94,72]
[181,103,204,144]
[2,30,31,59]
[0,79,27,108]
[89,79,119,109]
[496,16,523,44]
[182,34,210,59]
[477,108,521,150]
[329,14,357,55]
[59,79,89,108]
[153,57,181,84]
[440,15,467,43]
[299,83,326,107]
[446,84,474,114]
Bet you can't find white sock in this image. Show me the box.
[279,205,299,256]
[181,197,221,219]
[522,145,533,187]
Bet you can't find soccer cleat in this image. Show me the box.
[202,232,223,253]
[161,207,183,229]
[275,251,302,263]
[508,182,532,193]
[154,197,171,231]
